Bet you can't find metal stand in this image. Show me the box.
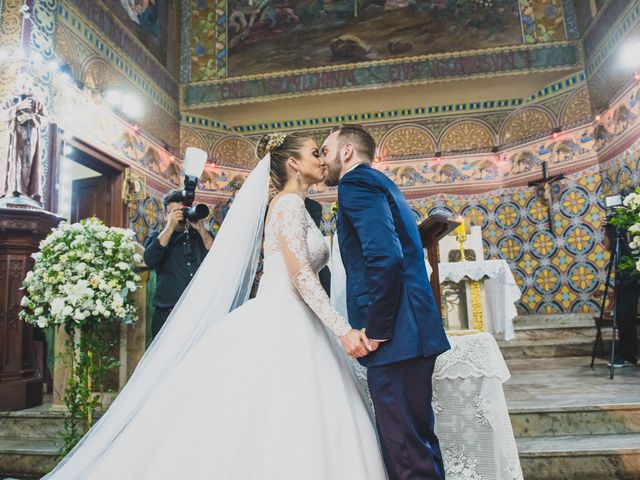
[590,226,623,379]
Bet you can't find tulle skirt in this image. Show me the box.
[64,286,387,479]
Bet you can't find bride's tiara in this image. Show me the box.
[266,133,287,153]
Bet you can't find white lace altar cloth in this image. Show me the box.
[439,260,521,341]
[433,333,523,480]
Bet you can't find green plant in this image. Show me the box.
[20,218,141,454]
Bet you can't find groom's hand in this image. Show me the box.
[359,329,380,353]
[340,329,369,359]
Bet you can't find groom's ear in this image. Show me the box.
[342,143,354,162]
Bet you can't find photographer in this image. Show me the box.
[144,190,213,339]
[604,220,639,368]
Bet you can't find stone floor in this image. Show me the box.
[505,356,640,480]
[1,356,639,479]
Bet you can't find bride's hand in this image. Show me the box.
[339,329,369,359]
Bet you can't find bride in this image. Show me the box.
[44,132,388,479]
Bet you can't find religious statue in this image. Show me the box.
[0,93,48,204]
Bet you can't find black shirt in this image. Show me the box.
[143,229,212,309]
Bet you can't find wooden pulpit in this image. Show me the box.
[0,207,63,410]
[418,211,460,314]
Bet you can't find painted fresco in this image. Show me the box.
[103,0,170,64]
[227,0,523,76]
[521,0,566,43]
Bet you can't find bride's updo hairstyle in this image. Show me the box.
[256,132,311,191]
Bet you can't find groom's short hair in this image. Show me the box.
[331,124,376,162]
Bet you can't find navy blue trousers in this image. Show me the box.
[368,355,444,480]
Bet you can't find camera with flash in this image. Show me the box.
[182,147,210,221]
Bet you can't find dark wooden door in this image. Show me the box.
[71,175,112,224]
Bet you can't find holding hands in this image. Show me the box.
[339,328,380,359]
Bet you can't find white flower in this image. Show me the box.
[51,298,66,316]
[65,280,92,304]
[623,193,640,209]
[112,293,124,309]
[102,241,115,249]
[133,253,143,263]
[96,231,107,240]
[62,305,73,317]
[20,296,29,307]
[126,280,137,292]
[630,224,640,233]
[36,317,48,328]
[116,262,129,271]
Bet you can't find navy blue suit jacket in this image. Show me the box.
[337,164,450,367]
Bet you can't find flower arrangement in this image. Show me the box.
[606,188,640,272]
[19,217,142,455]
[20,218,142,328]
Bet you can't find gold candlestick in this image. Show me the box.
[455,216,470,262]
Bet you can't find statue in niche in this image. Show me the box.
[0,91,48,205]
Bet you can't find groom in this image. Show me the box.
[322,125,451,480]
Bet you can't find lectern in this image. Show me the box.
[418,211,460,314]
[0,206,63,410]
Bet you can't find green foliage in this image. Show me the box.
[59,321,120,457]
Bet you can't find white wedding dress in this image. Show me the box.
[47,193,387,479]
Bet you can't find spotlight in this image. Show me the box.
[619,39,640,70]
[45,59,59,72]
[595,114,601,121]
[105,89,124,107]
[63,144,73,156]
[636,72,640,81]
[104,89,144,119]
[121,93,143,118]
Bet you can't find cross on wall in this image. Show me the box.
[527,161,565,236]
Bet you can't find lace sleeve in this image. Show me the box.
[272,195,351,337]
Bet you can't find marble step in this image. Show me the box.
[510,325,597,341]
[512,314,595,329]
[0,437,61,479]
[0,410,66,440]
[517,433,640,480]
[497,337,599,359]
[509,403,640,437]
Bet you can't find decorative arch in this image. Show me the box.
[81,57,124,92]
[500,107,556,144]
[560,87,592,126]
[180,127,209,157]
[379,125,436,159]
[212,136,257,169]
[438,120,495,152]
[54,25,81,79]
